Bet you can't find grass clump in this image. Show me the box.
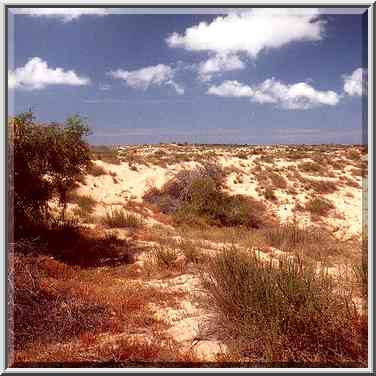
[87,163,107,176]
[202,247,367,365]
[263,187,277,202]
[150,245,178,268]
[102,208,144,229]
[262,224,340,260]
[305,197,335,217]
[305,179,338,194]
[298,161,323,175]
[268,171,287,189]
[67,192,96,212]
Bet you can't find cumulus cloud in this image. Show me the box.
[198,54,245,81]
[109,64,184,94]
[8,57,91,90]
[343,68,367,96]
[207,78,340,110]
[16,8,109,22]
[167,8,324,58]
[207,80,253,97]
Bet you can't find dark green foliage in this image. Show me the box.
[9,112,91,239]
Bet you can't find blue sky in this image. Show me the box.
[8,8,368,145]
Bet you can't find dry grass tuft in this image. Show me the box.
[305,197,335,217]
[87,162,107,176]
[102,208,145,229]
[201,246,367,365]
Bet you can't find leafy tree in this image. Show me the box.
[9,112,91,239]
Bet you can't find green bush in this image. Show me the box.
[144,165,267,229]
[202,247,367,365]
[9,112,91,239]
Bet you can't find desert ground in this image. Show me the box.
[11,143,368,367]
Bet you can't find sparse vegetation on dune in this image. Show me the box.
[90,145,121,165]
[9,116,368,368]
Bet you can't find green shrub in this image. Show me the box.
[144,165,267,229]
[9,112,91,238]
[202,247,367,365]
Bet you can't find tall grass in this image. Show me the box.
[202,247,367,365]
[261,224,340,259]
[102,208,144,228]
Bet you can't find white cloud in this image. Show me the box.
[109,64,184,94]
[16,8,108,22]
[343,68,367,96]
[198,54,245,81]
[167,8,324,58]
[207,78,340,110]
[8,57,91,90]
[207,80,253,97]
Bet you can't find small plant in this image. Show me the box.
[264,187,277,202]
[346,149,361,161]
[150,245,178,268]
[178,239,202,264]
[305,197,335,217]
[88,163,107,176]
[305,179,338,194]
[236,151,248,160]
[67,192,96,213]
[268,171,287,189]
[298,161,323,175]
[102,208,144,228]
